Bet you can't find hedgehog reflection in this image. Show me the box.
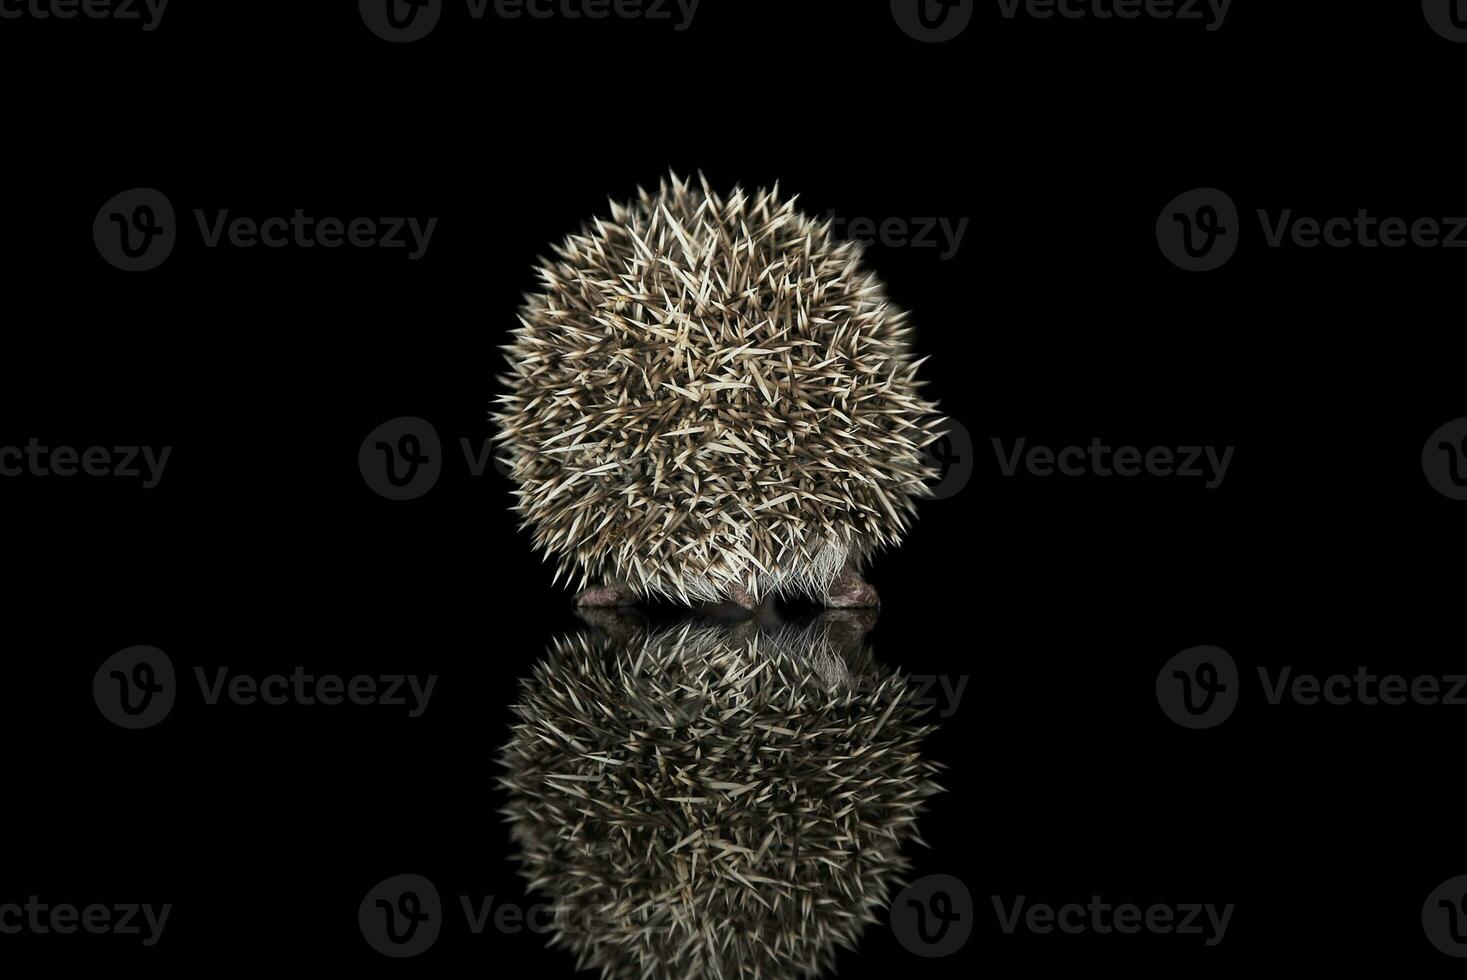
[498,612,943,980]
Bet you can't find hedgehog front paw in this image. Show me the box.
[703,582,758,620]
[575,582,638,608]
[726,582,757,612]
[824,568,880,609]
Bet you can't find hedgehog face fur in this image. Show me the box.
[498,615,943,980]
[494,172,944,607]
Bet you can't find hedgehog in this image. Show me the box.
[493,172,944,610]
[497,613,944,980]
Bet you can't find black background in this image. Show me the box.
[2,0,1464,974]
